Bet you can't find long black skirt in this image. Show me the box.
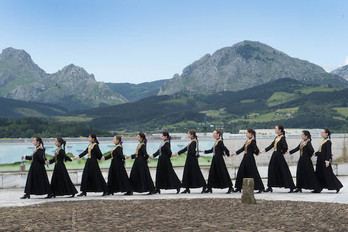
[51,162,78,196]
[207,155,232,189]
[129,157,155,193]
[24,160,51,195]
[295,156,319,190]
[267,151,295,189]
[235,154,264,191]
[182,155,206,188]
[107,159,132,193]
[155,156,181,190]
[80,158,107,192]
[316,155,343,191]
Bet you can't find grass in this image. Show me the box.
[0,153,212,172]
[333,107,348,117]
[299,87,341,94]
[53,116,93,123]
[13,108,46,117]
[266,92,298,107]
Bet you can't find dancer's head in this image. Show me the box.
[301,130,311,141]
[321,128,331,139]
[138,132,147,144]
[213,130,223,140]
[89,133,99,144]
[275,124,285,136]
[113,135,122,145]
[56,137,66,150]
[188,130,197,140]
[246,128,256,139]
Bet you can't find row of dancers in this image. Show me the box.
[20,125,343,199]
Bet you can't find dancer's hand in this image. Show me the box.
[21,156,25,160]
[285,152,289,155]
[259,149,265,154]
[230,152,235,157]
[125,155,130,159]
[149,155,153,159]
[172,153,178,157]
[101,156,105,161]
[198,149,204,153]
[325,162,329,167]
[73,156,79,160]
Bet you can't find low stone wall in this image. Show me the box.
[1,163,347,189]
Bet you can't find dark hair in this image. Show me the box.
[323,128,331,139]
[162,131,171,148]
[276,124,285,135]
[188,130,198,139]
[247,128,256,139]
[139,132,147,144]
[89,133,99,144]
[34,137,45,152]
[56,137,67,150]
[215,130,223,140]
[302,130,312,141]
[115,135,123,147]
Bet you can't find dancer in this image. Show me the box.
[125,133,155,194]
[287,131,320,192]
[198,130,233,194]
[260,125,295,193]
[149,132,181,194]
[73,134,108,196]
[48,138,78,197]
[313,128,343,193]
[102,135,132,195]
[172,130,207,194]
[20,137,52,199]
[231,129,264,193]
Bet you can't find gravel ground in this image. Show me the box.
[0,198,347,232]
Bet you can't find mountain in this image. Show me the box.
[65,78,348,132]
[106,79,168,102]
[0,48,127,111]
[0,96,66,118]
[331,65,348,80]
[159,41,348,95]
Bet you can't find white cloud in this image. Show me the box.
[345,56,348,65]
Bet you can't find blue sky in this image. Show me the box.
[0,0,347,83]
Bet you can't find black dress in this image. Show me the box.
[78,143,108,193]
[48,148,78,196]
[24,146,51,195]
[235,139,264,191]
[265,135,295,189]
[129,143,155,193]
[178,139,206,189]
[104,144,132,193]
[204,139,232,189]
[314,139,343,191]
[152,140,181,190]
[289,140,320,190]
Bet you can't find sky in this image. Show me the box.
[0,0,347,84]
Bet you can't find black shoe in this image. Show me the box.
[176,188,181,194]
[336,189,340,193]
[181,188,190,194]
[20,194,30,199]
[45,193,55,199]
[255,190,263,194]
[293,188,302,193]
[156,189,161,194]
[147,191,155,195]
[124,191,133,195]
[77,192,86,197]
[311,189,322,193]
[204,188,212,193]
[264,187,273,193]
[201,187,207,194]
[70,194,75,198]
[233,188,241,193]
[101,192,108,196]
[288,188,294,193]
[226,187,234,194]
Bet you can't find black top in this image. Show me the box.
[153,141,172,158]
[204,140,230,156]
[178,140,197,157]
[25,146,46,164]
[236,139,259,156]
[131,143,149,159]
[315,140,332,162]
[265,136,288,154]
[289,141,314,157]
[105,145,125,161]
[79,143,103,160]
[49,148,72,164]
